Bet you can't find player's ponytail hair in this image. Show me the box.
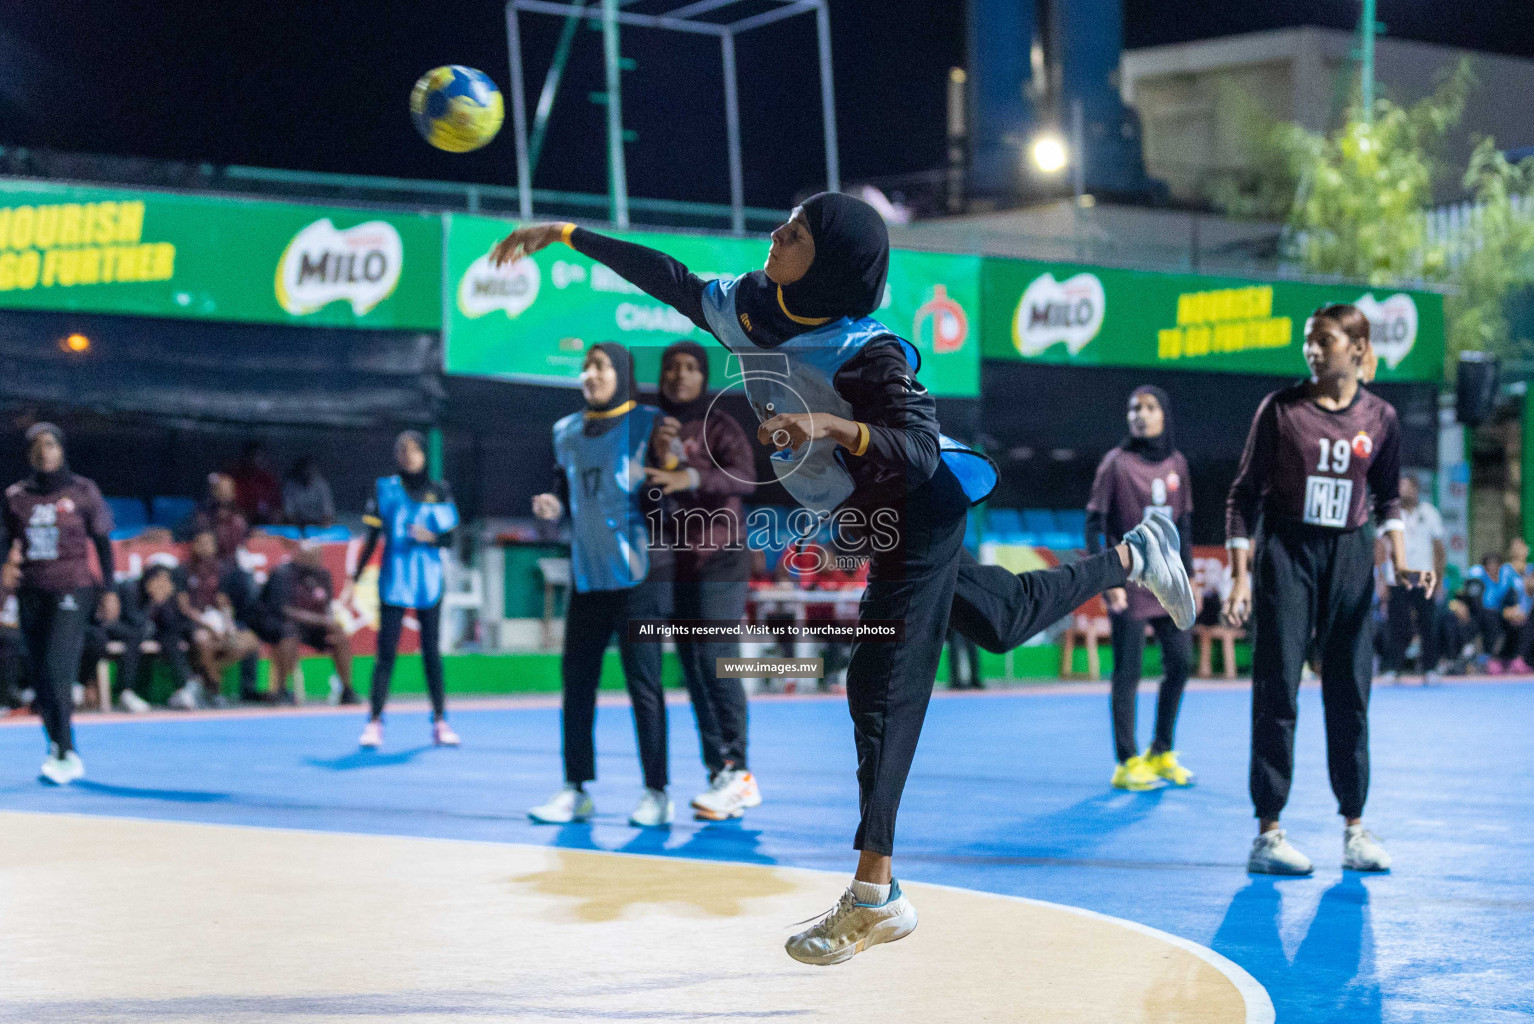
[1310,303,1377,382]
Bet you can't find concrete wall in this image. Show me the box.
[1120,27,1534,205]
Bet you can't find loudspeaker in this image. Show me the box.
[1456,352,1500,427]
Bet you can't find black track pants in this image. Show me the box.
[371,602,445,719]
[20,587,94,755]
[672,555,750,775]
[1249,523,1375,821]
[848,466,1130,856]
[561,580,670,791]
[1382,585,1441,672]
[1108,612,1191,763]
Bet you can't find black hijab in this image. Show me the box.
[1119,385,1174,462]
[778,191,890,322]
[583,342,637,437]
[657,340,711,423]
[25,422,72,493]
[395,429,429,492]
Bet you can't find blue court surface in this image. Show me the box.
[2,679,1530,1024]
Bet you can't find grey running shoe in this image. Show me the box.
[1343,825,1392,872]
[1123,511,1198,630]
[1248,829,1314,875]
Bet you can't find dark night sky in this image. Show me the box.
[2,1,1533,211]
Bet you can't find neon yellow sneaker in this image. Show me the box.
[1143,749,1195,786]
[1110,755,1162,791]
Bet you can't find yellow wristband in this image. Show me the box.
[559,222,577,245]
[850,422,870,457]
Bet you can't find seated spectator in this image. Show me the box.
[231,441,283,526]
[174,529,260,709]
[81,564,194,713]
[1467,551,1523,670]
[282,457,335,534]
[180,472,251,561]
[256,542,358,705]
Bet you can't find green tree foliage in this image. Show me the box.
[1213,59,1534,376]
[1444,140,1534,365]
[1286,60,1470,286]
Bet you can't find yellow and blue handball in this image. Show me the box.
[410,66,505,153]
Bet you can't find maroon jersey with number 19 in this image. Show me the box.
[1225,383,1403,544]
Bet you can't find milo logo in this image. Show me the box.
[1353,293,1418,370]
[457,251,540,319]
[1013,272,1105,357]
[275,219,403,316]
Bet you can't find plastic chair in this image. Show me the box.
[105,497,148,532]
[150,496,197,528]
[985,508,1024,544]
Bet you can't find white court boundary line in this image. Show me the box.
[5,672,1530,728]
[0,810,1274,1024]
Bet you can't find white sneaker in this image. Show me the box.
[1343,824,1392,872]
[1248,829,1314,875]
[1378,670,1399,685]
[785,881,919,965]
[71,683,86,708]
[528,784,594,824]
[168,681,202,710]
[358,720,383,749]
[629,788,674,827]
[38,746,84,785]
[1123,511,1197,630]
[118,690,151,714]
[1424,670,1443,686]
[692,769,763,821]
[38,753,72,785]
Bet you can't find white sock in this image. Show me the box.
[1126,541,1145,582]
[850,879,891,906]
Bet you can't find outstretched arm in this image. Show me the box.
[490,222,712,334]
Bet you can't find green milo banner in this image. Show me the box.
[981,259,1445,382]
[0,181,441,329]
[444,214,982,397]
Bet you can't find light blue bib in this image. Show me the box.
[375,475,459,609]
[701,277,996,516]
[554,404,661,592]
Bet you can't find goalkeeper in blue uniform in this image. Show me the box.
[353,430,460,750]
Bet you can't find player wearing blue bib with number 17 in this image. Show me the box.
[491,197,1194,965]
[525,343,675,831]
[353,430,460,750]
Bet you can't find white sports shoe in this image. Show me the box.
[528,784,593,824]
[629,788,674,828]
[38,747,84,785]
[168,681,202,710]
[1343,824,1392,872]
[1123,511,1197,630]
[118,690,151,714]
[785,881,919,966]
[71,683,86,708]
[358,720,383,749]
[1248,829,1314,875]
[692,769,763,821]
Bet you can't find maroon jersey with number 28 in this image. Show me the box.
[1225,383,1403,546]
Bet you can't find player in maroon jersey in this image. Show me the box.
[1087,386,1197,791]
[0,424,116,785]
[1224,304,1435,876]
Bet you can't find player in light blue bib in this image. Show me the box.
[491,196,1193,966]
[352,430,460,750]
[525,343,675,830]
